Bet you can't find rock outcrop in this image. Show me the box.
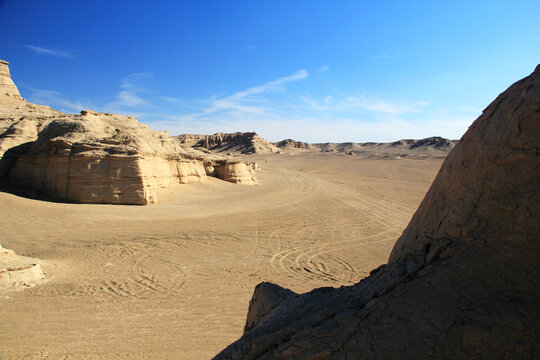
[243,282,297,334]
[0,61,259,205]
[213,67,540,359]
[0,244,45,291]
[390,136,455,150]
[274,138,310,150]
[6,110,209,204]
[178,132,280,154]
[0,60,23,100]
[209,160,259,185]
[0,61,62,177]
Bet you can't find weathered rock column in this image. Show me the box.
[0,60,23,99]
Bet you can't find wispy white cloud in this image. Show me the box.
[25,45,74,58]
[27,88,89,113]
[179,69,309,121]
[107,72,153,108]
[317,65,330,73]
[299,94,429,115]
[151,68,474,141]
[150,114,470,143]
[21,66,473,143]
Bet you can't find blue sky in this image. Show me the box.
[1,1,538,142]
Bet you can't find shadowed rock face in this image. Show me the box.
[213,67,540,359]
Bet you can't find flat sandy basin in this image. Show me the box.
[0,152,443,359]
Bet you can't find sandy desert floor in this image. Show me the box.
[0,152,443,359]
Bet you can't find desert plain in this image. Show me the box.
[0,150,444,359]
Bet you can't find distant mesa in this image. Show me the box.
[274,138,310,150]
[213,66,540,358]
[178,132,280,154]
[0,60,258,205]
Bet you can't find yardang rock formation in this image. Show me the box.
[0,60,258,205]
[213,67,540,359]
[178,132,280,154]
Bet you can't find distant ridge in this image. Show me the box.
[308,136,456,157]
[178,131,457,158]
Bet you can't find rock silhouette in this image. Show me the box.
[213,67,540,359]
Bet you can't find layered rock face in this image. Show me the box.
[6,110,209,204]
[0,60,22,99]
[0,62,62,177]
[0,61,259,205]
[178,132,280,154]
[214,67,540,359]
[209,160,259,185]
[0,244,45,291]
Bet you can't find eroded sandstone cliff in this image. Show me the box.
[213,67,540,359]
[0,60,23,100]
[178,132,280,154]
[0,61,259,205]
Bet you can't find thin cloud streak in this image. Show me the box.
[179,69,309,121]
[27,88,88,113]
[299,94,429,115]
[149,115,470,143]
[317,65,330,73]
[107,72,153,109]
[21,67,474,143]
[25,45,74,58]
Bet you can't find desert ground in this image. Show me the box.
[0,152,443,359]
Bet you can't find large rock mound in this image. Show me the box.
[6,110,210,204]
[213,67,540,359]
[0,61,259,204]
[178,132,279,154]
[274,138,310,150]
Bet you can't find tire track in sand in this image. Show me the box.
[269,170,415,285]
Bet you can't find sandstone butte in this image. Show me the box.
[0,60,259,206]
[213,66,540,359]
[178,132,281,154]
